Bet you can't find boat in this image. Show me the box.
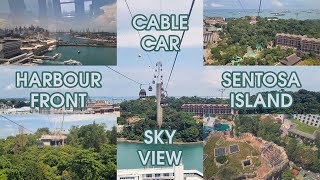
[48,45,56,51]
[78,50,81,54]
[63,59,82,65]
[32,59,44,64]
[52,53,60,59]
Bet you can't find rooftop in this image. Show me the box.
[280,54,302,66]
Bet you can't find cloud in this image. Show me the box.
[211,3,224,8]
[0,18,9,28]
[272,0,284,7]
[93,3,117,32]
[5,83,15,90]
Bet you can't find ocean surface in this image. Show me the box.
[44,34,117,65]
[117,142,203,172]
[0,114,117,139]
[204,9,320,20]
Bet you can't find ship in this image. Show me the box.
[63,59,82,65]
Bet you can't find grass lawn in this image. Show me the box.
[204,135,260,179]
[289,118,320,135]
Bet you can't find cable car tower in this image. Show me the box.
[155,61,164,128]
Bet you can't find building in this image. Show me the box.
[38,0,48,18]
[8,0,26,18]
[117,164,203,180]
[39,134,67,147]
[280,54,302,66]
[276,33,320,55]
[75,0,85,17]
[0,39,22,59]
[182,104,238,115]
[292,114,320,127]
[52,0,62,18]
[86,100,120,116]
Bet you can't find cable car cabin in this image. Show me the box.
[148,85,153,91]
[139,89,147,99]
[160,99,169,107]
[37,141,45,149]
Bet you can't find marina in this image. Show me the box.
[0,30,117,66]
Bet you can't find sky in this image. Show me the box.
[204,0,320,9]
[0,0,116,32]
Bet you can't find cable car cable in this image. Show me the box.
[106,66,148,86]
[0,114,34,134]
[165,0,196,91]
[124,0,155,68]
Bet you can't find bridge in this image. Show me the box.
[57,41,116,48]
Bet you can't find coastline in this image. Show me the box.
[117,138,203,145]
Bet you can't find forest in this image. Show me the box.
[242,89,320,114]
[0,123,117,180]
[234,115,320,174]
[209,17,320,65]
[116,97,220,142]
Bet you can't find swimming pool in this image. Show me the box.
[203,124,230,139]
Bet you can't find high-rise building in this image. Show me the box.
[52,0,62,18]
[47,0,54,17]
[8,0,26,17]
[38,0,48,18]
[75,0,85,17]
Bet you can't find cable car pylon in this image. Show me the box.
[155,61,164,129]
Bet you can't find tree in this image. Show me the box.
[216,156,228,164]
[281,168,294,180]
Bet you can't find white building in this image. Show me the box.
[0,39,22,59]
[293,114,320,127]
[117,164,203,180]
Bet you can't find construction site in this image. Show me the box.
[204,131,289,180]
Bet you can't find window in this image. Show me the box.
[155,174,161,177]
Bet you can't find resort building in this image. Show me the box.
[0,39,22,59]
[283,116,320,142]
[280,54,302,66]
[38,134,67,147]
[117,164,203,180]
[182,104,238,115]
[276,33,320,55]
[86,100,120,117]
[292,114,320,127]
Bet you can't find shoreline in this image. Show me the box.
[117,138,203,145]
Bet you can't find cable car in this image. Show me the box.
[148,85,153,91]
[152,80,155,84]
[37,141,44,149]
[160,98,169,107]
[139,88,146,99]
